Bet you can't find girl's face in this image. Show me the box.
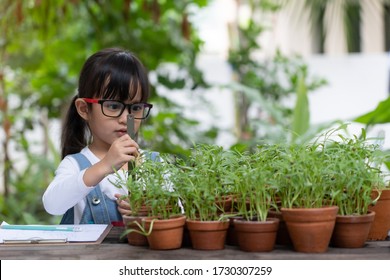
[76,93,143,153]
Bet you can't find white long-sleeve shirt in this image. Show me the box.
[42,147,128,224]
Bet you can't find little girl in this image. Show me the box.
[42,48,153,224]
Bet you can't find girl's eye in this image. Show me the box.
[104,101,123,111]
[131,104,144,112]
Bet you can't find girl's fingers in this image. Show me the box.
[117,207,132,216]
[116,195,131,209]
[116,195,132,215]
[118,135,139,147]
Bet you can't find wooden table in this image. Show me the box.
[1,226,389,260]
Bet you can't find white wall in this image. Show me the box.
[307,53,389,124]
[191,0,390,148]
[306,53,390,148]
[192,52,390,148]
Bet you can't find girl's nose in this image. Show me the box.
[118,109,130,123]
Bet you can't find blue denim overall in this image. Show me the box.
[60,152,160,224]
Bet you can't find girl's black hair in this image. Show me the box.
[61,48,150,158]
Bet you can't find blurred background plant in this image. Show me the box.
[0,0,214,224]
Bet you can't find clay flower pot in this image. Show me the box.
[186,219,230,250]
[216,195,234,214]
[122,215,148,246]
[226,215,242,246]
[233,217,279,252]
[281,206,338,253]
[368,189,390,241]
[267,209,293,247]
[331,211,375,248]
[143,215,186,250]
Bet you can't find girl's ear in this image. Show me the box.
[75,98,90,121]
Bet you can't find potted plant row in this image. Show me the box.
[272,126,388,252]
[115,125,389,253]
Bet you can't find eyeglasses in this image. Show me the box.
[82,98,153,119]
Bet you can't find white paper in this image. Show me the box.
[0,222,109,243]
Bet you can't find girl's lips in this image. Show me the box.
[116,130,127,136]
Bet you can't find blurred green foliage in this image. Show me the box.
[0,0,215,224]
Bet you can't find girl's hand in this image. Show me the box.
[82,135,139,187]
[115,193,132,216]
[103,134,140,172]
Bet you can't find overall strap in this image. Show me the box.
[60,153,113,224]
[145,151,160,162]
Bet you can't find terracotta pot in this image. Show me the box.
[186,219,229,250]
[281,206,338,253]
[143,215,186,250]
[331,211,375,248]
[181,223,192,247]
[368,189,390,241]
[233,217,279,252]
[225,215,242,246]
[122,215,148,246]
[216,195,234,214]
[130,205,151,216]
[267,209,293,247]
[232,196,251,212]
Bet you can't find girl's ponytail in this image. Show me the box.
[61,95,89,159]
